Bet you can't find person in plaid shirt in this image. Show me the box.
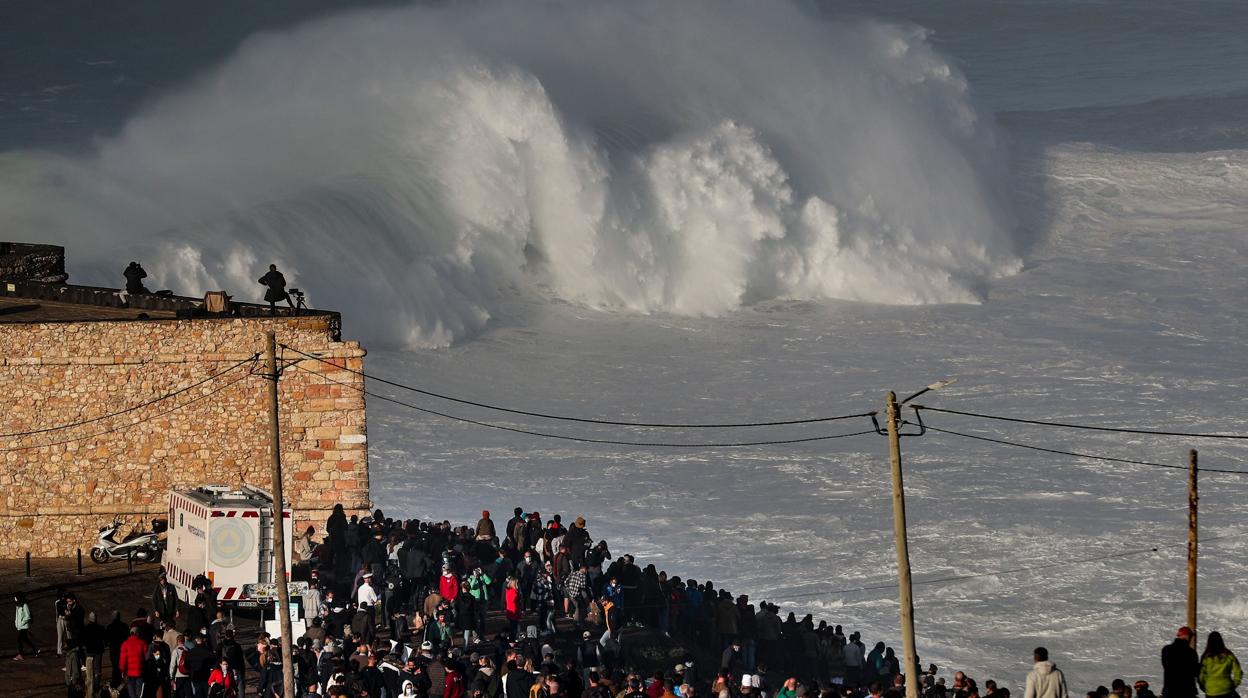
[563,561,592,624]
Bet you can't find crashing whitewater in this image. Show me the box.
[0,0,1019,347]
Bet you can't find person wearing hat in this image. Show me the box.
[564,517,591,565]
[359,571,380,606]
[476,511,497,542]
[525,513,544,556]
[440,566,462,605]
[576,631,602,684]
[1163,627,1200,698]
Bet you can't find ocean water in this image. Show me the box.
[3,0,1247,688]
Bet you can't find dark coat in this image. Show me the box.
[219,638,245,673]
[327,511,348,546]
[153,582,179,621]
[1162,639,1200,698]
[187,642,217,682]
[82,621,107,655]
[124,264,148,294]
[564,526,590,562]
[401,546,432,580]
[259,270,288,303]
[504,669,534,698]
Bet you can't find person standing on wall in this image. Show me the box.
[258,264,294,315]
[124,262,150,295]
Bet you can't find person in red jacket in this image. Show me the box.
[444,663,465,698]
[117,628,149,698]
[439,566,460,604]
[505,577,523,637]
[208,657,239,698]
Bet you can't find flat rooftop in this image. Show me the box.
[0,295,178,322]
[0,279,340,339]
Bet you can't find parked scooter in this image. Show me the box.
[89,518,166,564]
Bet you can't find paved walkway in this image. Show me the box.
[1,557,163,697]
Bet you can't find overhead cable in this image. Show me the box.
[0,354,259,439]
[282,344,874,429]
[917,405,1248,441]
[921,424,1248,475]
[293,364,876,448]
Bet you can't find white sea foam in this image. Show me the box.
[0,0,1019,346]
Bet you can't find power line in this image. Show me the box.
[0,370,255,452]
[282,344,875,429]
[917,405,1248,441]
[293,364,877,448]
[921,424,1248,475]
[0,354,259,439]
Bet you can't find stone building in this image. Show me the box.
[0,247,369,556]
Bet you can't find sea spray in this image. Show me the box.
[0,0,1020,347]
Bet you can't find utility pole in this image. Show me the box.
[1187,448,1198,648]
[264,331,296,698]
[886,391,920,698]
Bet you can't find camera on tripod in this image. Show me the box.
[288,288,307,311]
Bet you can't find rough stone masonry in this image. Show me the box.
[0,314,370,556]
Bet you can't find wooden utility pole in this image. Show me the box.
[1187,448,1198,648]
[886,391,920,698]
[264,331,296,698]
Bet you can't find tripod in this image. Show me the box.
[288,288,307,315]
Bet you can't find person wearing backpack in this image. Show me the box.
[170,634,190,697]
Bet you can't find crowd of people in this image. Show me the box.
[10,503,1244,698]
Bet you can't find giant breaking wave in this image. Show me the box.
[0,0,1021,347]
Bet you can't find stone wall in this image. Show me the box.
[0,315,370,556]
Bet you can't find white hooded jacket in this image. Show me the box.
[1024,661,1068,698]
